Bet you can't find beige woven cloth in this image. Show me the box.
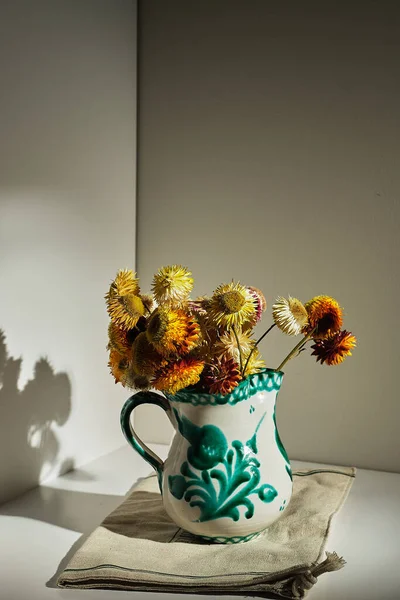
[57,466,355,599]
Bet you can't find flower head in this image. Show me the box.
[108,269,140,297]
[108,349,130,386]
[201,356,242,395]
[311,330,356,366]
[146,307,200,356]
[272,296,309,336]
[153,357,205,394]
[188,296,211,317]
[106,270,145,330]
[107,293,145,330]
[131,374,151,390]
[140,293,156,313]
[107,322,132,355]
[245,286,267,326]
[304,295,343,339]
[152,265,193,305]
[243,348,266,377]
[131,332,165,376]
[215,329,255,363]
[208,281,256,329]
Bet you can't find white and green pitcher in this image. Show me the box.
[120,369,292,544]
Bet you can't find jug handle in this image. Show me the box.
[120,391,173,491]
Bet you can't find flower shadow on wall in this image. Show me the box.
[0,329,72,503]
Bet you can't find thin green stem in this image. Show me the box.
[276,328,317,372]
[243,323,276,376]
[232,326,243,374]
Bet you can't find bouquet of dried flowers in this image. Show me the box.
[105,266,356,396]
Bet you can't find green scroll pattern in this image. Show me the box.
[273,406,292,481]
[168,410,278,522]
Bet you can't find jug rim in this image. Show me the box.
[164,368,284,406]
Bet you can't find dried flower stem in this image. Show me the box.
[142,301,152,315]
[276,328,316,372]
[295,337,313,357]
[232,326,243,374]
[243,323,276,376]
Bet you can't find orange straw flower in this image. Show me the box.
[304,295,343,339]
[146,307,200,356]
[153,357,205,394]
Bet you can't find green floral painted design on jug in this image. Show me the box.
[121,369,292,542]
[168,409,278,522]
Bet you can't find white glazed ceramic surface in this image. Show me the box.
[121,370,292,543]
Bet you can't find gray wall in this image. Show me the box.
[0,0,137,502]
[136,0,400,472]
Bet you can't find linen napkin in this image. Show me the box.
[57,466,355,599]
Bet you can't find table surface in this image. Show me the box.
[1,444,400,600]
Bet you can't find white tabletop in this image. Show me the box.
[1,444,399,600]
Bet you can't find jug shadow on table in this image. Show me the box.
[0,328,73,503]
[103,489,216,545]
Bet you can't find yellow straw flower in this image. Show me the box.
[304,295,343,339]
[152,265,193,305]
[153,358,205,394]
[272,296,309,336]
[107,269,140,297]
[107,293,145,330]
[106,270,144,330]
[146,307,200,356]
[208,281,256,329]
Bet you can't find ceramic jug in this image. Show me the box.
[120,368,292,543]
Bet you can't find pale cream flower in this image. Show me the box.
[152,265,193,305]
[272,296,309,336]
[215,329,255,363]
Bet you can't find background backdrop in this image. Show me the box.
[135,0,400,473]
[1,1,398,506]
[0,0,137,503]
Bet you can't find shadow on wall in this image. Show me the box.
[0,329,72,503]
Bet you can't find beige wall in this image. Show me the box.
[0,0,137,502]
[136,0,400,472]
